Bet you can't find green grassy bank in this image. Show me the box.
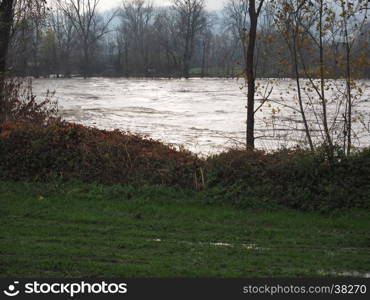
[0,181,369,278]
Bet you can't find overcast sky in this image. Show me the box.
[100,0,225,11]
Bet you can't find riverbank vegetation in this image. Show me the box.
[1,120,369,212]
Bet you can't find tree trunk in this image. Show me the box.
[83,46,89,79]
[292,39,314,151]
[124,45,129,78]
[166,49,171,79]
[201,41,206,78]
[341,3,352,156]
[33,22,41,78]
[246,0,259,150]
[345,39,352,156]
[64,53,71,78]
[0,0,15,123]
[183,32,191,79]
[183,54,190,79]
[318,0,333,152]
[0,0,13,75]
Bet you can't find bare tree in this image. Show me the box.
[0,0,47,123]
[116,22,131,77]
[274,0,314,151]
[0,0,15,76]
[118,0,153,76]
[223,0,249,69]
[172,0,206,79]
[49,5,77,77]
[0,0,14,122]
[153,8,181,78]
[57,0,116,78]
[200,27,212,77]
[336,0,369,154]
[246,0,265,149]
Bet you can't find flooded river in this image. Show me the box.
[33,77,370,155]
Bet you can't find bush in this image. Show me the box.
[206,147,370,210]
[0,119,369,211]
[0,122,202,188]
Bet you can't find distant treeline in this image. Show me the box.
[7,0,370,79]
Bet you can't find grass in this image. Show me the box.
[0,181,369,278]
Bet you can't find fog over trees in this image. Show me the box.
[2,0,368,79]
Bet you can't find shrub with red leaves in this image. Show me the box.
[0,121,203,188]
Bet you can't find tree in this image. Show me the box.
[223,0,249,69]
[49,4,77,77]
[210,30,240,77]
[118,0,153,76]
[0,0,14,76]
[57,0,116,78]
[269,0,369,155]
[0,0,14,123]
[274,0,314,151]
[172,0,206,79]
[0,0,47,123]
[1,0,47,75]
[246,0,265,149]
[153,8,182,78]
[199,27,212,77]
[336,0,369,154]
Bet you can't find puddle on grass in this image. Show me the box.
[241,243,267,250]
[148,239,369,276]
[149,239,267,250]
[210,242,233,247]
[210,242,267,250]
[318,270,370,278]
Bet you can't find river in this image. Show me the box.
[32,77,370,155]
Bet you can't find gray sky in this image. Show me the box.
[101,0,225,11]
